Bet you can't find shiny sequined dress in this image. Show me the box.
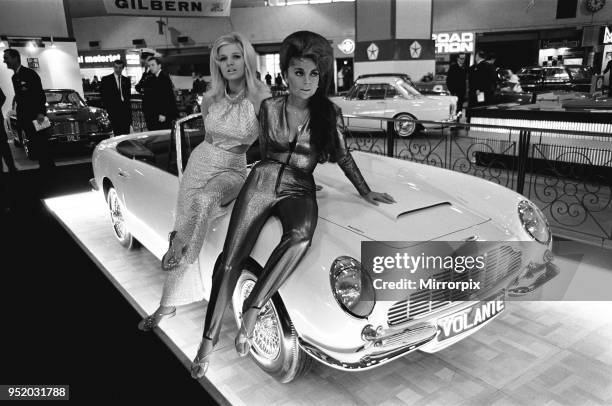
[161,91,258,307]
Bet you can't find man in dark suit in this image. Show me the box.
[446,53,468,114]
[3,48,54,169]
[468,50,498,112]
[100,59,132,135]
[137,57,178,130]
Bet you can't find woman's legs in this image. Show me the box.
[201,184,275,346]
[240,195,318,336]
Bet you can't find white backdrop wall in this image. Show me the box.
[0,0,69,37]
[71,3,355,50]
[0,42,83,118]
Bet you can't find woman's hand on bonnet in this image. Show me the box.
[363,191,396,206]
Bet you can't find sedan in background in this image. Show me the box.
[5,89,113,159]
[517,65,593,93]
[330,74,459,137]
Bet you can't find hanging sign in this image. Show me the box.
[432,32,475,54]
[103,0,232,17]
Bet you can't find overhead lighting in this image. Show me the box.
[0,41,6,48]
[27,41,37,51]
[50,36,57,48]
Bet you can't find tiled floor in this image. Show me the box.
[45,191,612,406]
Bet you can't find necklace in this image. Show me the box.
[287,105,309,132]
[225,87,245,103]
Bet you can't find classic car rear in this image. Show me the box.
[7,89,113,158]
[91,114,556,382]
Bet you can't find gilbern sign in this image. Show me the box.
[432,32,475,54]
[103,0,231,17]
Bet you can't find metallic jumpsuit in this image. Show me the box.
[203,95,371,343]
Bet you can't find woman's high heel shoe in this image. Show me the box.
[137,307,177,331]
[234,323,253,357]
[191,338,214,379]
[161,231,185,271]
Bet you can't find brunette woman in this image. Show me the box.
[190,31,394,378]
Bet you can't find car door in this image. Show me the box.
[118,131,180,257]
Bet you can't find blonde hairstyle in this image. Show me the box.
[207,32,265,102]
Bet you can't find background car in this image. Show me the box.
[6,89,113,159]
[330,74,459,137]
[517,65,593,92]
[91,113,557,383]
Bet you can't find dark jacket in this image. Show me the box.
[0,87,6,141]
[100,73,132,115]
[446,63,467,96]
[468,61,497,105]
[138,70,178,120]
[11,66,46,122]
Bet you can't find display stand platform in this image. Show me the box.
[44,191,612,406]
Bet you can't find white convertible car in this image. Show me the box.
[91,113,557,383]
[330,74,460,137]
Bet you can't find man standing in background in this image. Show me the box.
[446,53,468,115]
[3,48,54,170]
[468,50,497,112]
[101,59,132,136]
[140,57,178,131]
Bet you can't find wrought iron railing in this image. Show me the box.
[341,114,612,247]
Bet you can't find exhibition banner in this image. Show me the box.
[103,0,232,17]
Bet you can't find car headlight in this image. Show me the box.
[518,200,550,244]
[329,256,375,318]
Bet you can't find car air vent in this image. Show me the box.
[396,202,451,219]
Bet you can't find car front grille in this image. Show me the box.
[387,245,522,326]
[52,121,99,138]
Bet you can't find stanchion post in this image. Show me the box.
[386,120,394,158]
[517,129,531,195]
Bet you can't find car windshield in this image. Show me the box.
[566,66,591,80]
[45,91,87,108]
[518,68,542,75]
[397,80,422,97]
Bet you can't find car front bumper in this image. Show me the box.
[299,261,558,371]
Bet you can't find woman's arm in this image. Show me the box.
[332,106,371,196]
[200,93,214,144]
[333,105,395,205]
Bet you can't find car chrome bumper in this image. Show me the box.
[300,261,558,371]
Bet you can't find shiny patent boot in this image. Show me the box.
[191,337,214,379]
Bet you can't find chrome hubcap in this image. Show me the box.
[240,279,281,360]
[109,191,126,239]
[395,116,415,136]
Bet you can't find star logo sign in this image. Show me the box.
[367,43,379,60]
[410,41,422,58]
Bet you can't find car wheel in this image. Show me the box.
[393,113,418,137]
[232,268,312,383]
[106,187,137,249]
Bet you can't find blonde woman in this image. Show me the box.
[138,32,270,331]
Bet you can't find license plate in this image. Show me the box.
[66,134,79,141]
[436,291,505,341]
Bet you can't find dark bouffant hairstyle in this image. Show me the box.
[279,31,338,163]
